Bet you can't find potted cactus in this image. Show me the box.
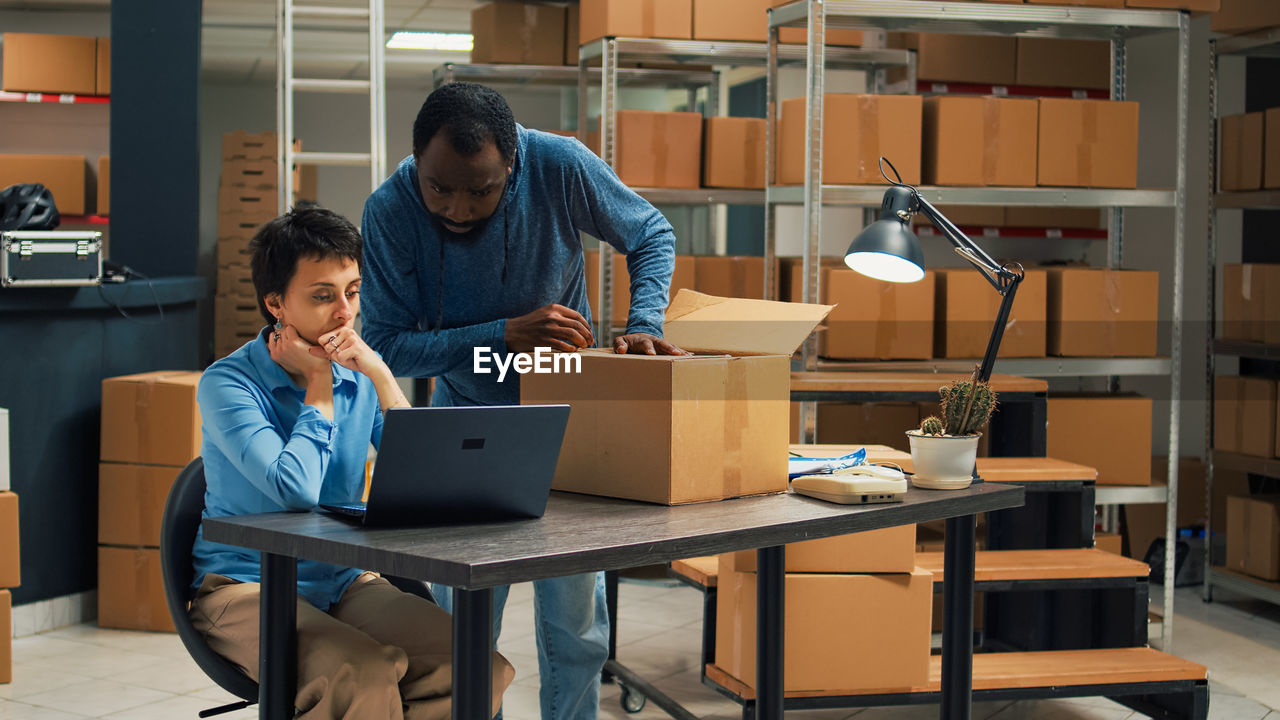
[905,374,997,490]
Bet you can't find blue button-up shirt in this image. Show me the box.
[191,329,383,610]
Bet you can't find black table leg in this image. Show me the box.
[603,570,619,683]
[260,551,296,720]
[941,515,977,720]
[756,545,784,720]
[453,587,494,720]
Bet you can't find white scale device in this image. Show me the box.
[791,464,909,505]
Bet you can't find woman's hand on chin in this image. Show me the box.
[269,324,331,385]
[312,325,390,381]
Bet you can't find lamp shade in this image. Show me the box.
[844,218,926,283]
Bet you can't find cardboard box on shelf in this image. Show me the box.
[913,205,1007,228]
[614,110,702,189]
[1025,0,1123,7]
[1004,207,1103,229]
[1037,99,1139,188]
[0,154,87,216]
[565,3,581,65]
[1015,38,1110,90]
[777,27,862,45]
[100,371,202,467]
[821,268,935,360]
[96,156,109,216]
[732,524,917,574]
[470,2,567,66]
[0,589,9,683]
[1127,0,1218,6]
[1266,108,1280,190]
[935,268,1047,359]
[1046,268,1159,357]
[888,33,1017,86]
[923,96,1038,187]
[98,546,174,632]
[778,255,846,304]
[1211,0,1280,35]
[583,249,696,326]
[1214,376,1278,458]
[98,464,179,548]
[693,0,770,41]
[95,37,110,95]
[1047,394,1153,486]
[521,290,831,505]
[1126,458,1249,562]
[703,117,766,189]
[1220,112,1264,192]
[579,0,693,45]
[814,402,921,452]
[1222,264,1280,344]
[0,407,9,493]
[1096,531,1123,555]
[0,492,18,588]
[1226,495,1280,581]
[777,94,923,185]
[2,33,97,94]
[715,556,932,693]
[693,255,774,300]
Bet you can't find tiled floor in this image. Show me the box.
[1,581,1278,719]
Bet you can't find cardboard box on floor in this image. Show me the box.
[0,154,87,215]
[923,96,1038,187]
[1226,495,1280,581]
[217,207,277,244]
[703,117,766,189]
[0,589,10,684]
[821,268,935,360]
[0,492,18,588]
[1,33,97,94]
[935,268,1047,359]
[1015,38,1110,90]
[217,186,275,215]
[98,546,174,632]
[888,33,1016,86]
[99,464,180,547]
[1046,268,1159,357]
[470,2,566,66]
[777,94,923,186]
[521,290,831,505]
[1214,376,1278,458]
[100,371,202,467]
[221,131,303,162]
[1211,0,1280,35]
[1222,264,1280,344]
[1220,112,1264,192]
[1037,99,1139,188]
[715,554,932,693]
[614,110,702,189]
[693,255,775,300]
[583,249,696,327]
[579,0,693,45]
[1047,394,1152,486]
[733,524,916,574]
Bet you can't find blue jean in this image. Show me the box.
[433,571,609,720]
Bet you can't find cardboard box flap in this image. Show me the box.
[663,289,833,356]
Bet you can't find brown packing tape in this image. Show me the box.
[655,114,669,186]
[982,98,1000,184]
[522,5,537,63]
[135,380,153,464]
[730,258,746,299]
[722,359,747,499]
[1079,102,1099,186]
[860,96,879,183]
[642,0,657,37]
[1103,270,1120,355]
[745,121,763,187]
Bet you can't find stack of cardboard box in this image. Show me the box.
[215,131,316,358]
[1221,109,1280,192]
[715,527,932,694]
[0,407,14,682]
[97,372,203,632]
[1214,375,1279,460]
[1226,495,1280,582]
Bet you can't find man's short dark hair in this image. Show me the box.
[249,205,363,324]
[412,81,517,163]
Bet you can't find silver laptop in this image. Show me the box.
[321,404,570,526]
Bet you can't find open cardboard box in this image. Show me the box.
[522,289,832,505]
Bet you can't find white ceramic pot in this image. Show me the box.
[905,431,980,490]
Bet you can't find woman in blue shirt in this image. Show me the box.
[190,206,513,720]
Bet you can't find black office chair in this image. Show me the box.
[161,457,437,718]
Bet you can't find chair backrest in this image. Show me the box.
[160,457,259,703]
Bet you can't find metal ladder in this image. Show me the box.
[275,0,387,212]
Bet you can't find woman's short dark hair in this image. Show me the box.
[412,81,517,163]
[249,205,363,324]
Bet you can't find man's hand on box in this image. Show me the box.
[506,304,594,353]
[613,333,689,356]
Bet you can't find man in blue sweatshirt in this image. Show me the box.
[360,82,684,720]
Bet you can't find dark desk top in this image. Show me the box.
[204,484,1022,589]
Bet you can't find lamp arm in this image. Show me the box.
[976,272,1022,384]
[914,194,1011,292]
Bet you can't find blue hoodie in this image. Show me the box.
[360,125,676,407]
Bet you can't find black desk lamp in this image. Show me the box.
[844,159,1024,384]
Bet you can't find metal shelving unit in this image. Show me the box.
[1203,30,1280,610]
[767,0,1190,652]
[815,357,1172,377]
[0,91,109,104]
[432,62,717,90]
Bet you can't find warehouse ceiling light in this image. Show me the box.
[386,32,473,51]
[844,157,1024,383]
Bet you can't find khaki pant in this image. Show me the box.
[190,572,515,720]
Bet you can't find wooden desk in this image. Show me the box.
[205,485,1023,720]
